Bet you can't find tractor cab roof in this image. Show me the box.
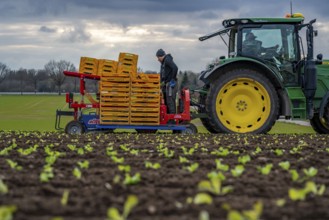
[222,17,305,28]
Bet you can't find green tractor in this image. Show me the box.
[198,13,329,134]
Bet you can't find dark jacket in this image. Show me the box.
[160,54,178,83]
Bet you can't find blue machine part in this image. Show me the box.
[80,114,187,131]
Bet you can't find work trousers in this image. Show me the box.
[163,82,178,114]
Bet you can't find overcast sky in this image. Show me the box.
[0,0,328,73]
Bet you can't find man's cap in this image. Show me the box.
[156,49,166,57]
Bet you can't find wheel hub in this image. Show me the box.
[236,100,248,111]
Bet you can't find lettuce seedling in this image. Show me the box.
[207,171,226,181]
[77,148,85,155]
[77,160,90,169]
[289,169,299,182]
[0,180,8,195]
[193,193,213,205]
[252,147,262,156]
[144,161,161,169]
[111,156,125,164]
[211,147,230,157]
[198,175,233,196]
[160,147,174,158]
[273,148,284,156]
[278,161,290,170]
[199,210,210,220]
[257,164,273,175]
[181,146,195,155]
[17,144,39,156]
[61,190,70,206]
[222,201,263,220]
[6,159,22,171]
[303,167,318,178]
[0,205,17,220]
[73,167,82,180]
[179,156,190,164]
[185,163,199,173]
[238,155,251,165]
[289,181,326,201]
[215,159,229,172]
[123,173,141,185]
[40,165,54,182]
[84,144,93,152]
[107,195,139,220]
[118,165,131,173]
[231,165,245,177]
[67,144,77,151]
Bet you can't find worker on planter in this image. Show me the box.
[156,49,178,117]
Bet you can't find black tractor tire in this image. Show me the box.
[310,113,329,134]
[200,118,222,133]
[198,92,222,133]
[206,69,279,134]
[65,120,85,135]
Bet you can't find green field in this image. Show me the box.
[0,95,315,133]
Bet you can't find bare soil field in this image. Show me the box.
[1,131,329,220]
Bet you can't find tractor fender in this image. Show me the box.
[319,91,329,119]
[200,58,284,87]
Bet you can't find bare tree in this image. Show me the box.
[0,62,10,84]
[45,60,76,95]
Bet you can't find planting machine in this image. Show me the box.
[55,55,196,134]
[56,13,329,134]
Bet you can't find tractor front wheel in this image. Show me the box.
[65,120,85,135]
[206,69,279,134]
[310,113,329,134]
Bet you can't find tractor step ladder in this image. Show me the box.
[286,87,307,119]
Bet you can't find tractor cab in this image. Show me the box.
[200,15,309,86]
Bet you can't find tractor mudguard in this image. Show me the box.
[199,57,284,88]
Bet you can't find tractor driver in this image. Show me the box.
[242,32,279,58]
[156,48,178,115]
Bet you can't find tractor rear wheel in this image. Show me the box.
[199,92,222,133]
[206,69,279,134]
[310,112,329,134]
[65,120,85,135]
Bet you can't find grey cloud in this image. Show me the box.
[61,26,91,43]
[39,26,57,33]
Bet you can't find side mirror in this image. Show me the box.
[316,53,323,65]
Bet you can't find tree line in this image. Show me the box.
[0,60,204,94]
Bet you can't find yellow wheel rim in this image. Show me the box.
[216,77,271,133]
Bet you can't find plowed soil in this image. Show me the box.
[1,131,329,220]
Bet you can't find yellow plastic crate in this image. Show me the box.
[100,106,130,112]
[98,59,118,76]
[130,107,160,113]
[100,118,130,125]
[100,102,130,107]
[131,88,160,93]
[79,57,99,75]
[101,73,131,82]
[118,52,138,64]
[131,82,160,89]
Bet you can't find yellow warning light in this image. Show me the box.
[292,13,304,18]
[285,13,304,19]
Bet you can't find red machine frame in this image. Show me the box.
[62,71,191,126]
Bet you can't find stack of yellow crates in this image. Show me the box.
[99,58,130,125]
[79,52,161,126]
[130,73,160,125]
